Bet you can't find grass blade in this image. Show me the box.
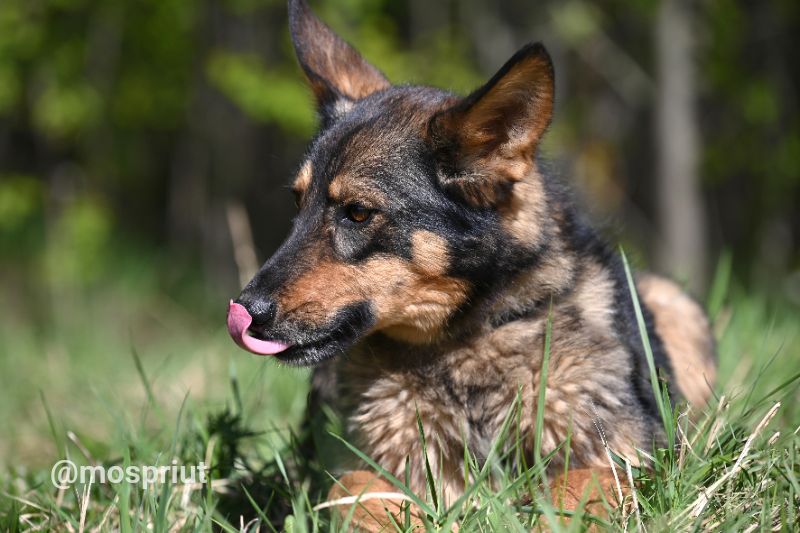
[329,433,436,517]
[620,247,675,447]
[534,299,554,466]
[414,405,439,511]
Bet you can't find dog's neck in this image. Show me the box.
[456,173,584,337]
[462,253,579,341]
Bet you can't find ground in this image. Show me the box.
[0,256,798,531]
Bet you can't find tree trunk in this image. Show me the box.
[655,0,707,293]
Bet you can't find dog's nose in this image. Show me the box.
[235,296,278,329]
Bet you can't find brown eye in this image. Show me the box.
[345,204,372,224]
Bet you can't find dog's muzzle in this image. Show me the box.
[227,301,291,355]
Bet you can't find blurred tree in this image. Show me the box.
[0,0,797,303]
[655,0,706,292]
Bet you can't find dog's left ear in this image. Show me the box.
[288,0,390,121]
[428,43,554,207]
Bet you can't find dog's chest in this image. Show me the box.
[335,324,543,472]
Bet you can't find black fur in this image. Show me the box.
[239,82,674,411]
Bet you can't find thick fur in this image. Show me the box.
[233,0,717,510]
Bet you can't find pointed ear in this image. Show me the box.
[428,43,554,207]
[288,0,390,116]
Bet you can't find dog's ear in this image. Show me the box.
[428,43,554,207]
[288,0,390,119]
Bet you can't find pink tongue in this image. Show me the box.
[227,301,290,355]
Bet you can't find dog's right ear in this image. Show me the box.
[288,0,390,122]
[427,43,554,207]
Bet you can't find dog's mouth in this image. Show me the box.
[227,301,291,355]
[227,300,371,365]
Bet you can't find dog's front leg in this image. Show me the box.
[326,470,424,531]
[549,467,630,524]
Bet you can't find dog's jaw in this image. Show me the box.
[228,299,375,367]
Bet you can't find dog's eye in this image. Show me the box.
[292,189,303,210]
[344,204,372,224]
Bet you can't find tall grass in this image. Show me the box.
[1,255,798,530]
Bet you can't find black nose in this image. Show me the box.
[235,295,278,329]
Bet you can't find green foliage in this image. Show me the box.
[0,175,41,234]
[0,64,20,114]
[34,82,102,139]
[0,0,798,527]
[1,255,798,530]
[44,194,112,287]
[207,52,316,135]
[701,0,800,267]
[0,0,796,287]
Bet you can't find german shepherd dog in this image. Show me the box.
[227,0,716,523]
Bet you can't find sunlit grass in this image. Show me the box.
[1,257,798,531]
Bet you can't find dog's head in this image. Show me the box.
[228,0,555,365]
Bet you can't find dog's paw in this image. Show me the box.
[548,467,631,526]
[324,470,424,531]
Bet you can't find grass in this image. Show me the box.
[1,253,799,531]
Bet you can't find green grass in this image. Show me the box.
[1,256,799,531]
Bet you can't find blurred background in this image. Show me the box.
[0,0,798,469]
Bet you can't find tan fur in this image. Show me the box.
[329,467,627,530]
[278,255,468,344]
[274,8,718,522]
[487,206,577,321]
[637,275,716,408]
[326,471,424,531]
[279,181,465,346]
[328,174,389,209]
[573,261,618,333]
[377,269,469,344]
[429,48,553,207]
[334,262,656,506]
[549,468,630,526]
[410,230,450,276]
[324,69,388,102]
[499,172,548,246]
[292,160,313,196]
[449,52,552,160]
[290,0,390,104]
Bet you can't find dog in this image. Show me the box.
[227,0,717,524]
